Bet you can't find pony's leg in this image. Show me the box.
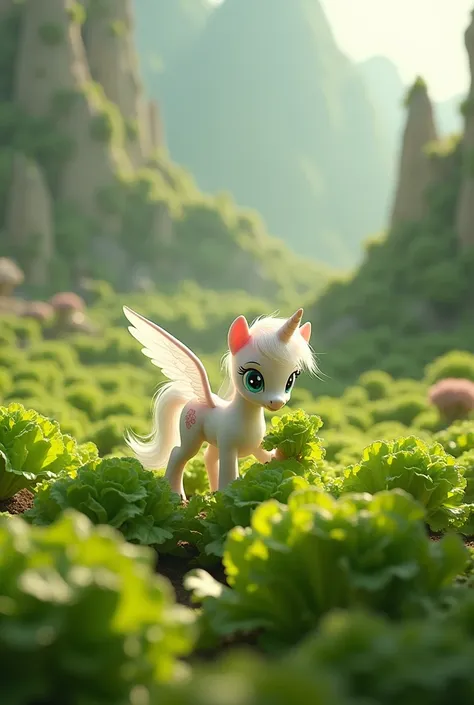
[204,444,219,492]
[217,443,239,490]
[165,434,203,499]
[254,447,285,463]
[253,447,273,464]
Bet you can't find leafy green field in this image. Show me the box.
[2,2,473,700]
[3,302,474,703]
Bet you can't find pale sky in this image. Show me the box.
[319,0,472,101]
[210,0,473,102]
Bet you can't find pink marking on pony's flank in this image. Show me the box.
[185,408,197,429]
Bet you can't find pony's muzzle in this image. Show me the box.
[267,399,285,411]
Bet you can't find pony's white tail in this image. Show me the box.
[125,382,188,470]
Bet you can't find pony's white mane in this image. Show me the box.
[217,313,318,399]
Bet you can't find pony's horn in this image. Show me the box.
[278,308,304,343]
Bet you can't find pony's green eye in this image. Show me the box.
[243,368,265,393]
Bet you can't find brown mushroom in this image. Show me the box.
[22,301,54,323]
[49,291,85,312]
[0,257,24,296]
[49,291,86,332]
[428,377,474,424]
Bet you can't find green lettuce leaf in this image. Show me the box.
[262,409,325,465]
[0,403,95,499]
[0,510,195,703]
[342,436,470,531]
[292,595,474,704]
[198,458,314,559]
[157,590,474,704]
[26,456,183,549]
[183,451,210,496]
[157,650,343,705]
[188,488,467,651]
[434,419,474,458]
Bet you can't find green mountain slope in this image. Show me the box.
[159,0,392,267]
[0,0,331,306]
[305,65,474,396]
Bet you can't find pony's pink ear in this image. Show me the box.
[299,322,311,343]
[228,315,251,354]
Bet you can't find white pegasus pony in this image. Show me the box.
[123,306,317,498]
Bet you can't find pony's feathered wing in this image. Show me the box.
[122,306,215,469]
[123,306,215,407]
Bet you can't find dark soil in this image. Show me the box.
[154,550,262,658]
[155,550,226,608]
[429,528,474,548]
[0,488,34,514]
[155,554,196,607]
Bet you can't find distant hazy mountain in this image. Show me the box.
[132,2,464,269]
[133,0,212,95]
[356,56,404,146]
[154,0,393,267]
